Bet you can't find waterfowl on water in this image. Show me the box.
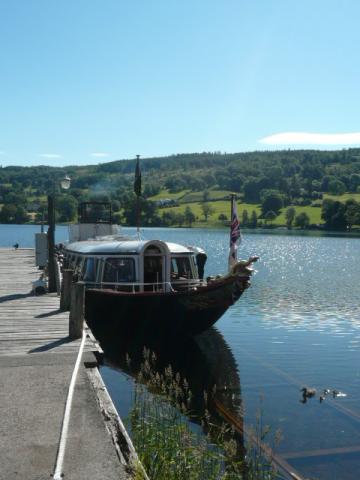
[300,387,317,403]
[301,387,347,404]
[301,387,316,398]
[333,390,347,398]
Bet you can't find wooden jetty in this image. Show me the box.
[0,248,85,356]
[0,248,133,480]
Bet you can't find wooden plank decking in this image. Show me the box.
[0,247,131,479]
[0,248,86,356]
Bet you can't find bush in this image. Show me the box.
[294,212,310,229]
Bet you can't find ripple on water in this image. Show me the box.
[210,233,360,478]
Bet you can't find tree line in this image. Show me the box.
[1,148,360,230]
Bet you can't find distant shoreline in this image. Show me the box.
[1,222,360,240]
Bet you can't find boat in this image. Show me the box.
[62,189,257,337]
[63,200,257,336]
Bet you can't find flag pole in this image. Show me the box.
[136,196,140,239]
[134,154,142,239]
[228,193,241,272]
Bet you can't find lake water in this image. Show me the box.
[2,224,360,479]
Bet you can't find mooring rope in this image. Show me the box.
[53,328,86,480]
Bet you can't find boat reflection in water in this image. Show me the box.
[96,326,245,456]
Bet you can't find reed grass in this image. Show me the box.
[126,348,283,480]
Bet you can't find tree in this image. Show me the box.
[261,190,284,216]
[3,191,28,207]
[264,210,276,225]
[345,202,360,231]
[295,212,310,229]
[175,212,185,227]
[202,190,210,202]
[165,175,186,193]
[321,199,347,230]
[143,182,161,198]
[0,204,29,224]
[201,203,215,221]
[184,206,195,227]
[55,195,78,222]
[15,206,30,224]
[161,211,177,226]
[122,196,159,226]
[250,210,258,228]
[289,176,301,198]
[218,213,227,222]
[161,211,185,227]
[243,177,271,203]
[349,174,360,192]
[328,178,346,195]
[0,204,17,223]
[242,209,249,227]
[285,207,296,229]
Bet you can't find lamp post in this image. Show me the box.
[47,175,71,292]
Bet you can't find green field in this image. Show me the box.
[147,189,360,228]
[179,190,234,203]
[323,193,360,202]
[149,189,235,203]
[149,189,191,201]
[276,205,322,225]
[160,200,323,227]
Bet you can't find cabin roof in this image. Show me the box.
[65,239,192,255]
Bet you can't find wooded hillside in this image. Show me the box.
[1,149,360,230]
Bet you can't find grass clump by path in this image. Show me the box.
[127,349,283,480]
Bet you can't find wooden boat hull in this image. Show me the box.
[85,275,250,336]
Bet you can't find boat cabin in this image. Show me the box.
[63,239,206,293]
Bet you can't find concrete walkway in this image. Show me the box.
[0,249,131,480]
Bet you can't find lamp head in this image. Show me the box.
[60,175,71,190]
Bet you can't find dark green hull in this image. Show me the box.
[85,275,250,337]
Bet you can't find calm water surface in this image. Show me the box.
[2,224,360,479]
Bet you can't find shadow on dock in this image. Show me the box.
[0,292,33,303]
[28,336,74,353]
[35,308,62,318]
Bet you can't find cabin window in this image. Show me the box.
[82,257,98,282]
[171,257,193,279]
[103,258,135,283]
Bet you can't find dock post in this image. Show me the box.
[60,269,73,312]
[69,281,85,339]
[55,259,61,296]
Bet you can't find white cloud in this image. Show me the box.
[90,152,110,158]
[39,153,63,159]
[259,132,360,146]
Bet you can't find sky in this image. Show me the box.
[1,0,360,167]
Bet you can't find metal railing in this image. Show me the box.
[83,278,204,293]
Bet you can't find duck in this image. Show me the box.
[333,390,347,398]
[301,387,316,398]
